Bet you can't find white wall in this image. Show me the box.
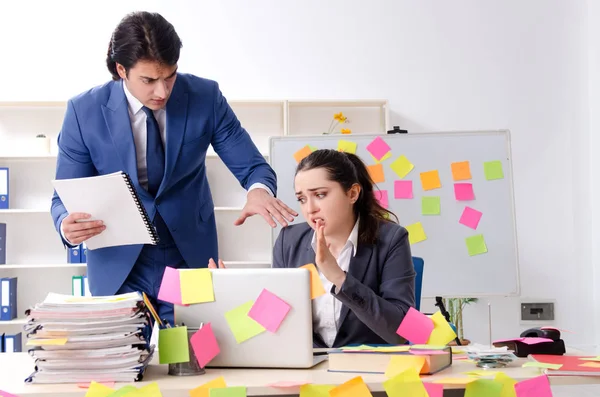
[1,0,595,349]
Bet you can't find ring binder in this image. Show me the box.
[121,172,160,245]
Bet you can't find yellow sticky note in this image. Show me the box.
[464,379,503,397]
[405,222,427,245]
[190,376,227,397]
[372,346,411,353]
[390,155,414,179]
[427,311,457,345]
[420,170,441,190]
[85,381,115,397]
[26,338,68,346]
[385,355,426,378]
[299,384,335,397]
[329,376,372,397]
[580,356,600,361]
[580,362,600,368]
[180,269,214,304]
[451,161,472,181]
[371,151,392,163]
[522,361,563,370]
[494,373,517,397]
[340,345,375,351]
[224,301,266,343]
[300,263,326,299]
[294,145,313,163]
[383,368,428,397]
[433,377,476,385]
[367,163,385,184]
[107,385,137,396]
[120,382,162,397]
[337,140,357,154]
[464,370,500,377]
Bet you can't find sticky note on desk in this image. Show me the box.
[396,307,434,344]
[514,374,552,397]
[466,234,488,256]
[465,379,503,397]
[390,155,414,179]
[385,357,426,379]
[210,387,247,397]
[84,382,114,397]
[484,160,504,180]
[190,323,220,368]
[300,384,335,397]
[367,163,385,184]
[367,136,391,161]
[337,140,357,154]
[420,170,441,191]
[120,382,162,397]
[300,263,326,299]
[383,368,428,397]
[329,376,373,397]
[158,326,190,364]
[405,222,427,245]
[248,289,291,332]
[294,145,313,163]
[106,385,137,396]
[157,266,182,305]
[421,196,440,215]
[26,338,68,346]
[427,311,457,345]
[190,377,227,397]
[180,268,214,304]
[394,180,413,199]
[451,161,472,181]
[522,361,562,370]
[225,301,266,343]
[494,373,517,397]
[423,383,444,397]
[579,362,600,368]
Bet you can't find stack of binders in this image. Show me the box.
[23,291,155,384]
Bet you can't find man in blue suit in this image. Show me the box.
[50,11,297,324]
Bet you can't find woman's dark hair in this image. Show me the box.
[106,11,183,81]
[296,149,398,244]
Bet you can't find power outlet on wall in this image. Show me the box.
[521,302,555,321]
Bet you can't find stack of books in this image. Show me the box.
[22,291,154,384]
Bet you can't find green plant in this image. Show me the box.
[443,297,478,340]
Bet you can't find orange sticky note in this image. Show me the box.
[294,146,312,163]
[300,263,326,299]
[420,170,441,191]
[385,355,427,378]
[451,161,472,181]
[330,376,373,397]
[367,163,385,184]
[189,376,227,397]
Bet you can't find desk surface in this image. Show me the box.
[2,352,600,396]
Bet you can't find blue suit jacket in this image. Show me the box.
[51,74,277,296]
[272,221,416,348]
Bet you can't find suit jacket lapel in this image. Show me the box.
[158,78,188,197]
[336,243,373,336]
[102,81,151,200]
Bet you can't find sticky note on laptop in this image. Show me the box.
[248,289,291,333]
[180,268,214,304]
[157,266,182,305]
[300,263,326,299]
[224,301,266,343]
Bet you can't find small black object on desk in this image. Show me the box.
[492,327,566,358]
[387,126,408,134]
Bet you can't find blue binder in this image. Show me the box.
[0,223,5,265]
[0,167,8,209]
[0,277,17,320]
[4,332,22,352]
[80,242,87,263]
[67,244,82,263]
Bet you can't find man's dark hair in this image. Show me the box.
[106,11,183,80]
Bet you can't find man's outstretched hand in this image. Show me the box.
[234,188,297,228]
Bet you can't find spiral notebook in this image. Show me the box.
[52,171,159,250]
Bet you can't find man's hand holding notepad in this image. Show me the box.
[52,171,159,250]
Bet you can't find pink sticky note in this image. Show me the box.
[77,381,115,389]
[190,323,220,368]
[267,381,308,388]
[248,289,291,333]
[374,190,389,208]
[157,266,182,305]
[514,375,552,397]
[394,180,413,199]
[0,391,19,397]
[366,136,391,161]
[459,207,482,229]
[454,183,475,200]
[521,337,554,345]
[424,382,444,397]
[396,307,435,344]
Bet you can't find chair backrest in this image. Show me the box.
[412,256,424,311]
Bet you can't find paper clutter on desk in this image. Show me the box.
[396,307,434,344]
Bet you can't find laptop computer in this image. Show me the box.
[174,267,327,368]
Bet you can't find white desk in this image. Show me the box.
[1,353,599,396]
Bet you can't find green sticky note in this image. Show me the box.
[406,222,427,245]
[465,379,503,397]
[107,386,137,397]
[465,234,487,256]
[484,161,504,180]
[421,196,441,215]
[210,386,247,397]
[309,145,318,152]
[299,385,335,397]
[390,155,414,179]
[158,326,190,364]
[225,300,266,343]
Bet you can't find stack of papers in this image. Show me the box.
[22,292,155,384]
[465,343,518,368]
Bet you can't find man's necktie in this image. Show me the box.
[142,106,165,197]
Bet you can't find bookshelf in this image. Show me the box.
[0,97,389,351]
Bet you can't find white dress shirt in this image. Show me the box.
[61,82,272,245]
[310,218,359,347]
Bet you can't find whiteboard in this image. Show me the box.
[269,131,520,297]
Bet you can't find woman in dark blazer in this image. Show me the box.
[272,149,416,348]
